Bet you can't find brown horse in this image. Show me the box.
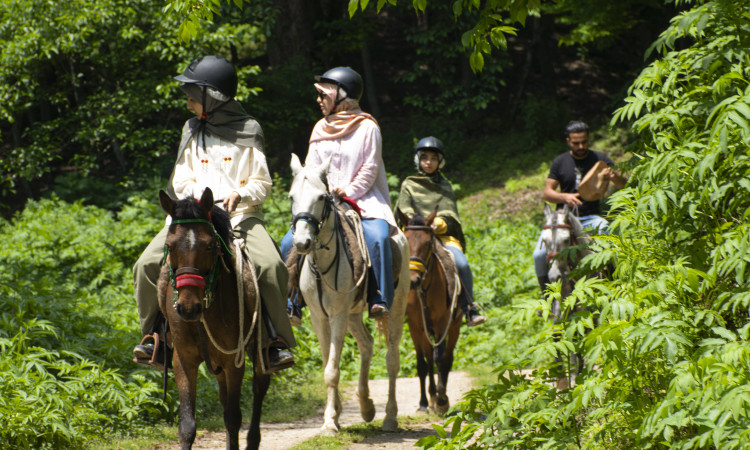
[398,208,462,414]
[157,188,270,450]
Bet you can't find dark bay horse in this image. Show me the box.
[398,209,462,414]
[157,188,270,450]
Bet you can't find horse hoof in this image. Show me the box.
[435,400,450,416]
[415,406,429,414]
[360,398,376,422]
[382,417,398,431]
[321,425,339,436]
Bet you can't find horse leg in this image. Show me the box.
[173,349,199,449]
[217,365,244,450]
[427,348,438,412]
[414,349,430,413]
[434,343,453,415]
[383,309,405,431]
[347,312,375,422]
[247,355,271,450]
[320,312,348,434]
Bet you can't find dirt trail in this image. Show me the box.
[174,371,475,449]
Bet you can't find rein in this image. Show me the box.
[405,225,460,349]
[164,217,262,372]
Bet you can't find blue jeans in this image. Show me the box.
[533,214,608,279]
[281,218,394,308]
[445,245,474,303]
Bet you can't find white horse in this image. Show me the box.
[288,154,410,434]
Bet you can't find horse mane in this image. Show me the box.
[171,198,236,272]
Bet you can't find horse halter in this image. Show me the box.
[162,218,233,305]
[405,225,435,278]
[543,221,574,265]
[291,193,334,236]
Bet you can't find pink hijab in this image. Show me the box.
[309,83,378,143]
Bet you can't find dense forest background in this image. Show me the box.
[3,0,750,448]
[0,0,675,213]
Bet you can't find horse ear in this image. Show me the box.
[561,204,570,217]
[199,188,214,215]
[543,203,552,219]
[396,208,410,227]
[320,154,333,175]
[425,205,438,225]
[159,190,175,216]
[290,153,303,176]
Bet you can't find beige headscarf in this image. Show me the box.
[309,83,378,143]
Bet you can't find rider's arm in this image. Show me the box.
[543,178,582,208]
[235,147,272,205]
[346,122,381,201]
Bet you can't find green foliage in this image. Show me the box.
[426,0,750,448]
[350,0,539,73]
[0,196,166,447]
[0,0,264,196]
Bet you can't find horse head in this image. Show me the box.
[541,203,576,284]
[398,206,438,290]
[289,153,334,254]
[159,187,231,322]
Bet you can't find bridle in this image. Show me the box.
[405,225,435,286]
[404,224,459,348]
[162,218,233,306]
[291,193,335,238]
[543,221,573,264]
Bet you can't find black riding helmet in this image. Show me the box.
[415,136,446,170]
[314,67,364,102]
[175,55,238,99]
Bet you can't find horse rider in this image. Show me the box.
[132,55,295,370]
[394,136,487,327]
[533,120,627,295]
[281,66,396,321]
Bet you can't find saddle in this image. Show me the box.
[431,240,462,311]
[286,201,402,313]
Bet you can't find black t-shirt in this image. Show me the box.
[548,150,614,217]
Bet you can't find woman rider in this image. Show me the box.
[132,55,295,370]
[281,66,395,319]
[394,136,486,327]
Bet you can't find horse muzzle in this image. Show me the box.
[175,292,204,322]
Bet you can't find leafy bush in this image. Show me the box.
[0,196,167,446]
[421,1,750,448]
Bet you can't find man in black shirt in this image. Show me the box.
[533,121,626,293]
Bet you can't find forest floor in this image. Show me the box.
[162,371,476,449]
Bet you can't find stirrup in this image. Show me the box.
[133,332,170,370]
[263,337,295,374]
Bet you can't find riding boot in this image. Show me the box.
[459,289,486,327]
[366,266,389,318]
[286,288,303,327]
[262,305,295,373]
[133,312,172,370]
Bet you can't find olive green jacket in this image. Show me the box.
[394,173,466,251]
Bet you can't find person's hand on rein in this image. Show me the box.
[332,187,347,198]
[223,191,241,213]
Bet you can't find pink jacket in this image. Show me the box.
[306,118,396,227]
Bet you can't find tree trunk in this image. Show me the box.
[267,0,316,68]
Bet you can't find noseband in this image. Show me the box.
[291,194,334,236]
[162,218,233,305]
